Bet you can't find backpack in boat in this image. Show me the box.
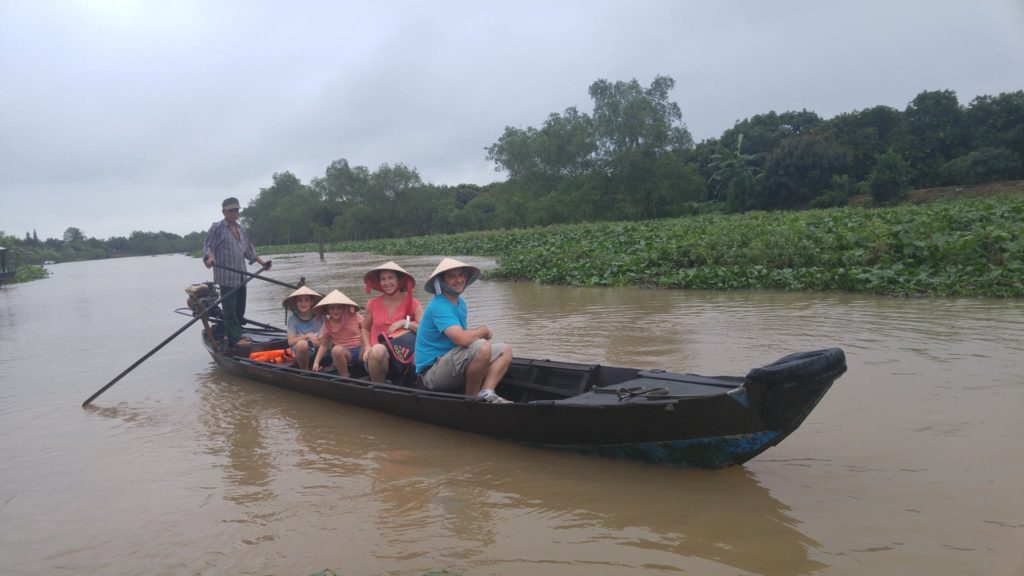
[378,329,415,364]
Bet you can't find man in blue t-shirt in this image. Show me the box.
[415,257,513,404]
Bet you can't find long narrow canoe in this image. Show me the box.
[199,315,845,468]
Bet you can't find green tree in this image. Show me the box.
[180,231,206,252]
[329,163,424,240]
[372,162,424,236]
[944,147,1022,185]
[402,185,459,236]
[899,89,964,186]
[450,184,481,208]
[107,235,130,255]
[485,125,540,180]
[535,108,598,177]
[310,158,372,226]
[125,230,189,255]
[963,91,1024,178]
[588,75,693,156]
[588,76,696,219]
[720,109,823,169]
[818,105,903,182]
[63,227,85,243]
[485,75,698,223]
[758,134,852,209]
[691,138,722,183]
[245,171,323,245]
[707,133,763,212]
[809,174,857,208]
[486,107,597,180]
[868,150,911,204]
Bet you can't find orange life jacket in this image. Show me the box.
[248,348,294,363]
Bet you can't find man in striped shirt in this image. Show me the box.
[202,197,271,347]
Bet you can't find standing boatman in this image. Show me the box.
[202,197,271,348]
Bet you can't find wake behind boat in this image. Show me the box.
[186,282,847,469]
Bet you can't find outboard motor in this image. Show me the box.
[185,282,222,319]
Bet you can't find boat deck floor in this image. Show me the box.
[556,371,746,405]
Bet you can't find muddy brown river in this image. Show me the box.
[1,253,1021,575]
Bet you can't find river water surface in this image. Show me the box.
[1,253,1021,575]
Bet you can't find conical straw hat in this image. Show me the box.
[281,285,323,308]
[313,289,360,310]
[363,261,416,293]
[424,257,481,294]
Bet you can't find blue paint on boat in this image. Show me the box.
[530,430,780,469]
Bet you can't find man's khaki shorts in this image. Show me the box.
[422,338,508,391]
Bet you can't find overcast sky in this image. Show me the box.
[1,0,1022,241]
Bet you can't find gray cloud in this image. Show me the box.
[1,0,1022,240]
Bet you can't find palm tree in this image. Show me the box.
[708,134,763,212]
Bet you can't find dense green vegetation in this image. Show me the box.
[314,190,1024,297]
[4,76,1022,293]
[0,228,205,270]
[238,80,1023,242]
[14,265,47,283]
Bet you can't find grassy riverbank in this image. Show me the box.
[269,187,1024,297]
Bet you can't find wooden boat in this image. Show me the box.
[196,323,845,468]
[187,282,846,468]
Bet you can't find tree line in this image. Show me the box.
[244,77,1023,242]
[0,228,206,267]
[3,75,1022,264]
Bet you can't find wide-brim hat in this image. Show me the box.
[313,289,360,311]
[424,257,481,294]
[281,285,323,308]
[363,261,416,294]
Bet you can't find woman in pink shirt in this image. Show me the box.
[311,290,363,377]
[360,262,424,384]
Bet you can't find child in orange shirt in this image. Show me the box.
[311,290,364,377]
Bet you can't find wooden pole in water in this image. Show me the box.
[81,263,270,407]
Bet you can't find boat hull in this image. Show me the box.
[204,328,844,468]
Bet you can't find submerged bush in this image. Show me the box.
[13,265,48,283]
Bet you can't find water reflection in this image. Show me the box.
[187,366,825,574]
[82,402,160,425]
[7,254,1024,574]
[370,450,827,575]
[194,372,278,508]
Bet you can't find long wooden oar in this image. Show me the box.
[240,317,287,333]
[213,262,302,290]
[212,263,303,333]
[81,263,270,407]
